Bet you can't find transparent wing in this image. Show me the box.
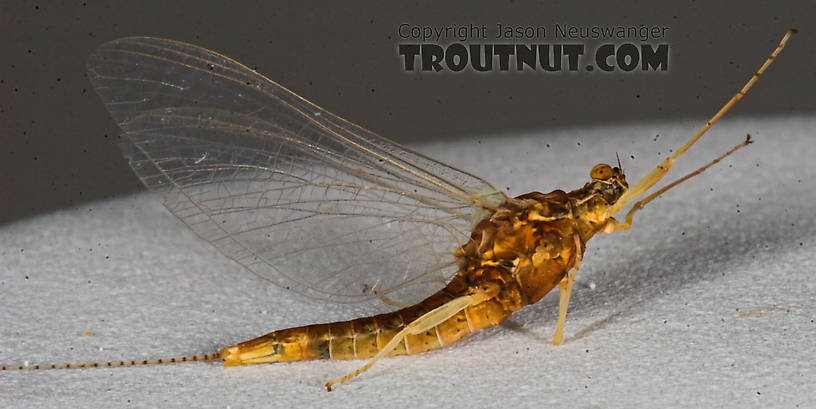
[86,37,507,304]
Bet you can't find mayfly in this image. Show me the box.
[1,30,796,391]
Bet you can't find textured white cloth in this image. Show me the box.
[2,116,814,408]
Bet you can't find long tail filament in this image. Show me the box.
[1,353,221,371]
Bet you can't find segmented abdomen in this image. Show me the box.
[219,275,516,365]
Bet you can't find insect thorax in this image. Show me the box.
[452,193,568,306]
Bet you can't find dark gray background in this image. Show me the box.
[1,0,813,224]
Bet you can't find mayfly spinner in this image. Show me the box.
[1,30,796,390]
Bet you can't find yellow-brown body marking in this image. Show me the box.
[220,169,628,366]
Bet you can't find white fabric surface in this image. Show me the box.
[2,115,814,408]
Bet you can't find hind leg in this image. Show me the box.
[325,283,499,391]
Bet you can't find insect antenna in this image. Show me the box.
[0,353,221,371]
[606,28,797,217]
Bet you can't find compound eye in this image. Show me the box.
[590,163,613,180]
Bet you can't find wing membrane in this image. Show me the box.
[87,37,507,303]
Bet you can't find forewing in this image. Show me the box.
[86,37,507,304]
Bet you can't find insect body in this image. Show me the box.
[0,30,796,391]
[221,171,628,389]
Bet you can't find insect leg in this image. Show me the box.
[605,29,796,218]
[324,283,500,391]
[552,234,583,345]
[603,135,752,233]
[552,274,576,345]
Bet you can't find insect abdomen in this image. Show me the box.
[219,279,514,365]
